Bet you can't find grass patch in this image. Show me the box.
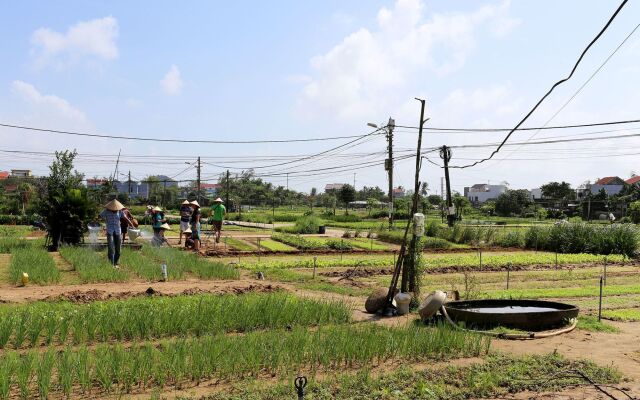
[348,238,389,251]
[9,248,60,285]
[0,293,351,349]
[142,246,239,280]
[202,353,619,400]
[0,324,489,396]
[271,233,327,250]
[481,283,640,300]
[240,256,393,271]
[59,247,129,283]
[602,308,640,322]
[0,238,37,254]
[576,315,620,332]
[223,237,256,251]
[257,239,296,252]
[121,248,184,280]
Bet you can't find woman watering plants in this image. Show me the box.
[99,199,130,268]
[151,206,165,241]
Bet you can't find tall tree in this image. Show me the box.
[338,184,356,214]
[39,150,97,250]
[541,181,574,200]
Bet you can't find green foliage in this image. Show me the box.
[223,237,255,251]
[0,324,489,394]
[338,184,356,209]
[0,237,39,254]
[39,151,97,250]
[292,215,322,234]
[495,190,533,217]
[628,200,640,223]
[326,238,353,251]
[59,247,129,283]
[496,230,524,248]
[256,239,296,252]
[577,315,619,332]
[0,293,351,349]
[120,248,183,281]
[202,353,619,400]
[142,246,239,279]
[9,248,60,285]
[271,233,327,250]
[541,181,574,200]
[524,223,638,256]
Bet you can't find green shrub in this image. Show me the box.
[271,233,326,250]
[326,238,353,251]
[497,230,524,248]
[293,215,322,234]
[523,223,638,257]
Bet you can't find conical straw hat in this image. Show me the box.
[160,223,172,230]
[183,227,192,234]
[214,197,223,202]
[182,200,191,205]
[105,199,124,211]
[153,206,163,212]
[190,201,200,208]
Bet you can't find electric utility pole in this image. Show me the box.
[386,118,395,229]
[128,171,132,195]
[440,146,455,227]
[196,156,201,204]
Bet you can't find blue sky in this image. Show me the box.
[1,0,639,194]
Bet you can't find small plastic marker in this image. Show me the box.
[21,272,29,286]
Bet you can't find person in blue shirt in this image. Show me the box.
[99,199,131,267]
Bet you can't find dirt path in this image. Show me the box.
[492,320,640,381]
[0,279,284,303]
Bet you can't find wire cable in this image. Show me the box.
[449,0,629,169]
[0,123,386,144]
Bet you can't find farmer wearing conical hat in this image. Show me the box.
[178,200,193,245]
[211,197,226,244]
[190,200,201,251]
[152,223,172,247]
[151,206,165,241]
[99,199,129,267]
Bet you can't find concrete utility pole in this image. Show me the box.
[440,146,455,227]
[196,156,201,204]
[163,180,167,207]
[386,118,395,229]
[441,177,445,223]
[128,171,132,195]
[353,173,356,189]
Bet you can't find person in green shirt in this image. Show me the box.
[211,197,226,243]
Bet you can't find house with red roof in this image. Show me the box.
[0,171,9,180]
[589,176,625,196]
[626,175,640,186]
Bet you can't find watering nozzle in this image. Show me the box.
[294,376,307,400]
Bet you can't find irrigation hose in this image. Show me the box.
[439,306,578,340]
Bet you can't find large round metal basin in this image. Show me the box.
[444,299,579,331]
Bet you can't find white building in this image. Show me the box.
[530,188,542,200]
[465,184,507,204]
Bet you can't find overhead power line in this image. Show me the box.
[395,118,640,133]
[0,123,385,144]
[449,0,630,169]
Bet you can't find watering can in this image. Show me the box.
[21,272,29,286]
[128,228,141,241]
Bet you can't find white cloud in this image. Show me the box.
[30,17,119,67]
[11,80,87,123]
[161,65,183,95]
[297,0,519,121]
